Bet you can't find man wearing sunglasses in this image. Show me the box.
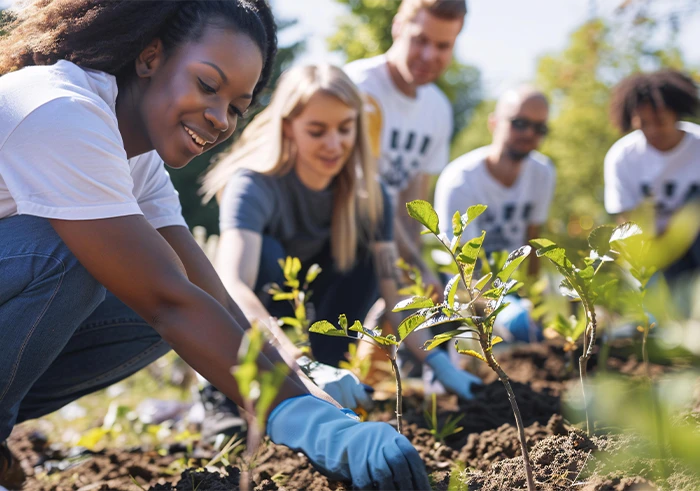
[434,86,554,342]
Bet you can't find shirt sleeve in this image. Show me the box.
[131,151,188,229]
[423,96,453,175]
[604,143,638,214]
[219,170,275,234]
[532,162,556,225]
[0,97,142,220]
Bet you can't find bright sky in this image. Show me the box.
[2,0,698,97]
[273,0,700,97]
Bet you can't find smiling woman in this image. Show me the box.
[0,2,430,489]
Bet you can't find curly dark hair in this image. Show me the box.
[610,69,699,132]
[0,0,277,106]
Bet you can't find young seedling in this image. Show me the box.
[231,322,289,491]
[547,311,588,375]
[529,235,607,436]
[403,200,536,491]
[589,222,657,376]
[424,392,465,443]
[265,256,322,353]
[310,314,408,433]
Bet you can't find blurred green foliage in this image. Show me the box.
[450,17,699,249]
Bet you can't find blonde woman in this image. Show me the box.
[203,64,481,409]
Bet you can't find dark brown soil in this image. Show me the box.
[8,341,700,491]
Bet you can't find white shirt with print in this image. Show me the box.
[0,60,186,229]
[344,55,453,204]
[604,121,700,233]
[435,146,556,255]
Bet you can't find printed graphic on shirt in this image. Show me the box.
[640,179,700,222]
[476,202,535,253]
[382,128,433,191]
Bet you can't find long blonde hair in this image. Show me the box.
[202,64,383,272]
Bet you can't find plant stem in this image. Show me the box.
[390,356,403,434]
[483,348,536,491]
[579,301,597,436]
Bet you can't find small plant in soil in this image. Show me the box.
[588,222,658,376]
[546,310,588,375]
[402,199,537,491]
[265,256,322,353]
[424,392,464,443]
[231,321,289,491]
[310,313,410,433]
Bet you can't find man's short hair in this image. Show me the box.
[395,0,467,24]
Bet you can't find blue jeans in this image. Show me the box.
[255,237,379,366]
[0,215,171,442]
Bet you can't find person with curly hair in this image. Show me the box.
[0,2,430,490]
[605,69,700,283]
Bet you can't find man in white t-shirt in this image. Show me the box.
[605,69,700,283]
[434,87,554,342]
[435,87,555,269]
[344,0,466,289]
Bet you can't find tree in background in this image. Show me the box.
[328,0,482,135]
[450,11,699,248]
[168,18,305,233]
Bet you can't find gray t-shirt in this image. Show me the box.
[220,168,393,263]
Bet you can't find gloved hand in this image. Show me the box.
[297,356,374,409]
[267,394,431,490]
[425,350,482,400]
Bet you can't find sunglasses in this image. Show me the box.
[510,118,549,136]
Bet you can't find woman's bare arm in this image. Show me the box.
[49,215,310,424]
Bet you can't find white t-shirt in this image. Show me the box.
[604,121,700,233]
[0,60,186,229]
[344,55,453,202]
[434,146,556,254]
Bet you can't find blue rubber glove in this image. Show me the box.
[425,350,482,400]
[297,356,374,409]
[267,394,431,490]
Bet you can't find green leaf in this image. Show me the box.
[465,204,488,228]
[392,296,435,312]
[291,257,302,278]
[256,362,289,425]
[496,246,531,284]
[559,278,581,299]
[310,320,348,337]
[305,264,322,284]
[588,225,614,257]
[610,222,644,244]
[415,310,469,332]
[348,320,364,333]
[398,311,428,340]
[338,314,348,331]
[373,334,400,346]
[455,346,486,362]
[272,292,296,301]
[549,314,573,338]
[406,200,440,235]
[529,237,556,250]
[457,231,485,286]
[279,316,302,328]
[452,210,463,237]
[492,336,504,346]
[486,301,511,321]
[283,256,293,279]
[444,274,461,309]
[473,272,493,291]
[422,328,477,351]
